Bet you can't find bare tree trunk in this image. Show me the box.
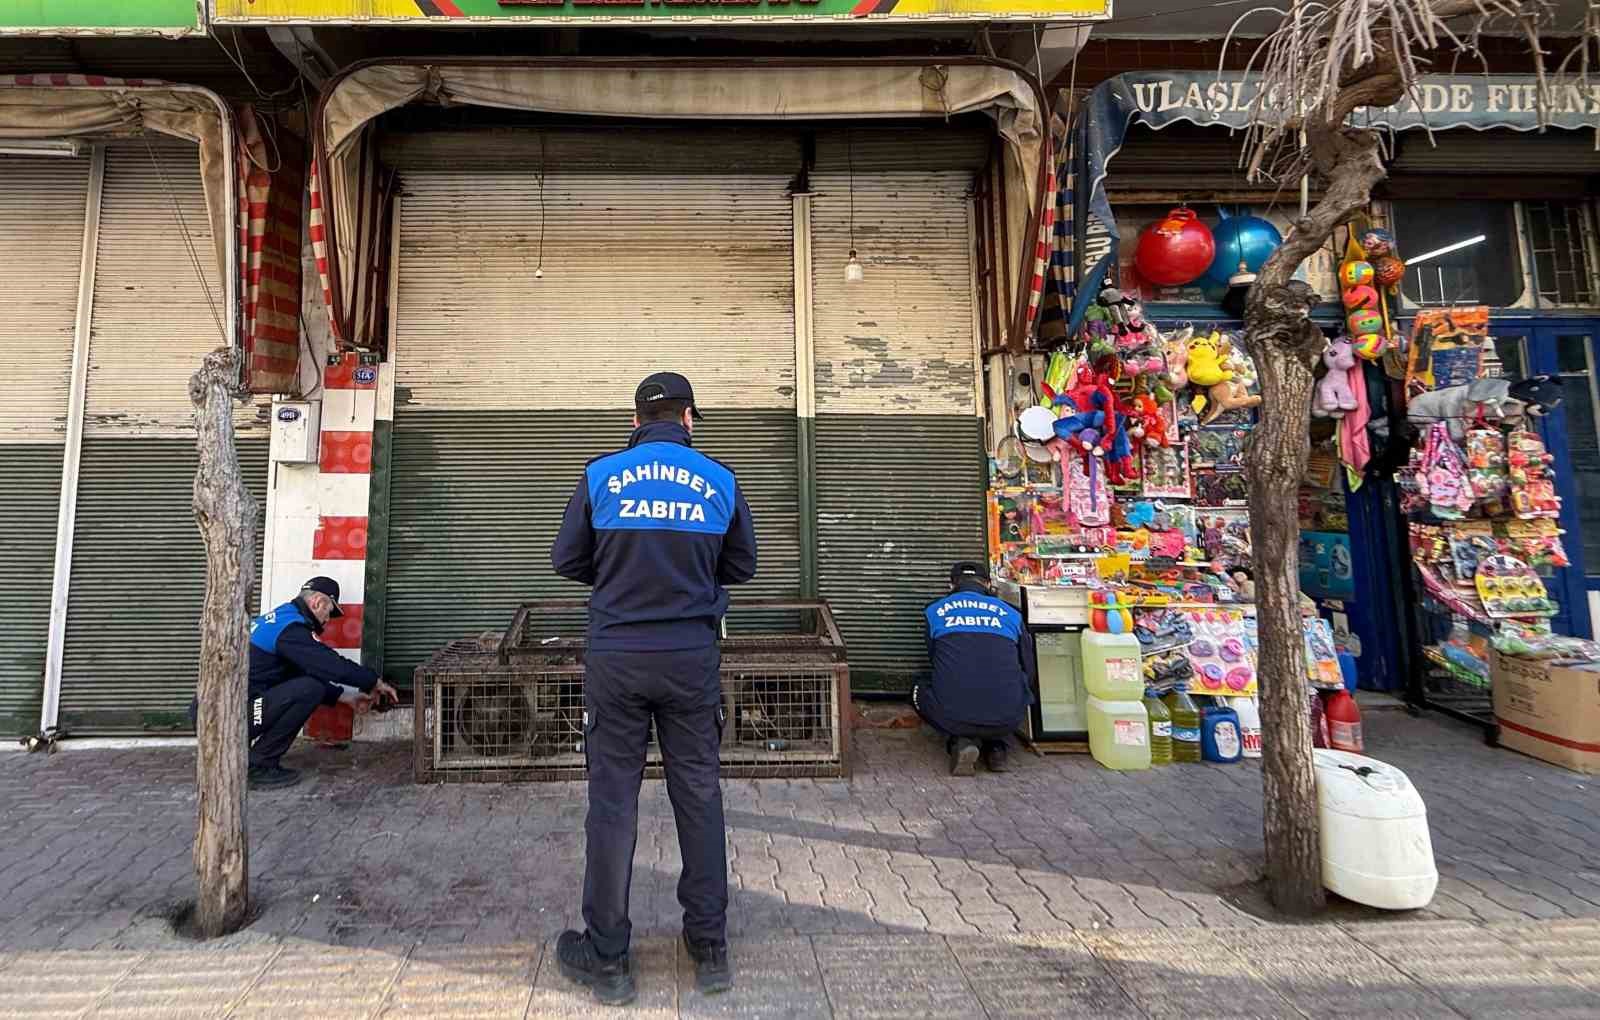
[1243,347,1325,915]
[189,347,258,938]
[1239,109,1392,915]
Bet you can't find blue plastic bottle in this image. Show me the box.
[1200,698,1243,763]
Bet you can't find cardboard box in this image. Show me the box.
[1491,651,1600,774]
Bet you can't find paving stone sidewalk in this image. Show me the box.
[2,919,1597,1018]
[2,701,1598,1014]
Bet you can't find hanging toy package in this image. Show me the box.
[1474,554,1558,618]
[1464,427,1508,503]
[1507,430,1562,519]
[1418,422,1474,519]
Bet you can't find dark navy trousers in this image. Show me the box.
[582,646,727,959]
[188,675,324,769]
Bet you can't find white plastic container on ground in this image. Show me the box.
[1312,748,1438,910]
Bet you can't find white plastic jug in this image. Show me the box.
[1312,749,1437,910]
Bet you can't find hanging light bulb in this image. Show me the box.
[844,129,864,284]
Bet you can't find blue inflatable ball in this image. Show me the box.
[1201,215,1283,290]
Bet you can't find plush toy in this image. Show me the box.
[1186,331,1233,388]
[1230,570,1256,601]
[1313,339,1359,418]
[1406,377,1548,441]
[1128,393,1171,447]
[1163,330,1192,391]
[1202,379,1263,425]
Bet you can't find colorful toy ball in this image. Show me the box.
[1342,283,1379,310]
[1348,309,1384,336]
[1352,332,1388,360]
[1359,228,1397,258]
[1340,260,1375,288]
[1373,254,1406,289]
[1135,207,1216,287]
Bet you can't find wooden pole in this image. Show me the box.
[189,347,258,937]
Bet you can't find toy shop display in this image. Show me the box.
[1398,312,1597,713]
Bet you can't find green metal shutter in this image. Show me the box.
[55,141,269,734]
[56,439,269,734]
[382,158,800,685]
[0,447,64,736]
[0,154,89,736]
[383,409,798,684]
[814,417,986,690]
[810,169,984,691]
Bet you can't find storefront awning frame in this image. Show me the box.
[310,55,1050,354]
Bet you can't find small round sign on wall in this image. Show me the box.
[276,407,301,423]
[354,367,377,385]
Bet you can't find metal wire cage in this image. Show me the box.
[413,601,851,782]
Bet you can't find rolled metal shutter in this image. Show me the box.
[0,154,88,735]
[56,141,269,734]
[383,158,798,685]
[810,169,985,690]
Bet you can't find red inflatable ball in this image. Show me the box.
[1135,207,1216,287]
[1342,284,1379,310]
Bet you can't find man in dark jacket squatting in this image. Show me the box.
[915,562,1034,776]
[550,371,758,1006]
[189,576,397,790]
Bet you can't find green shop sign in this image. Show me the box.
[0,0,203,35]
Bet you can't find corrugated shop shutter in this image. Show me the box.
[55,140,269,734]
[84,141,261,438]
[383,161,798,684]
[56,440,268,734]
[811,170,985,690]
[0,154,88,735]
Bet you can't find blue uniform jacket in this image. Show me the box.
[922,582,1035,729]
[249,597,381,705]
[551,420,758,651]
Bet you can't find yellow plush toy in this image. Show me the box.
[1186,331,1233,387]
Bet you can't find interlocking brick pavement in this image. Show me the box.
[0,704,1596,961]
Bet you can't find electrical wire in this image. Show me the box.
[143,137,227,346]
[535,132,547,277]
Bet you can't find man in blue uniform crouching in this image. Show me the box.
[551,372,757,1006]
[915,562,1034,776]
[189,576,397,790]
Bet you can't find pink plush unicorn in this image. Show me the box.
[1313,339,1359,418]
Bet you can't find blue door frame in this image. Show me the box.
[1490,315,1600,638]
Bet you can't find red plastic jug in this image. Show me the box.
[1324,689,1363,753]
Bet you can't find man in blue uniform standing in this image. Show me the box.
[551,372,757,1006]
[915,562,1033,776]
[189,576,397,790]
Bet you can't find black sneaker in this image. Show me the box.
[247,765,301,790]
[981,742,1010,773]
[683,933,733,995]
[556,929,636,1006]
[948,739,978,776]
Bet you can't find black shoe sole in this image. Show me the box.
[557,955,637,1006]
[984,758,1010,773]
[950,744,978,776]
[247,775,301,790]
[695,971,734,995]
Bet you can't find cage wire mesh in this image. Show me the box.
[414,601,850,782]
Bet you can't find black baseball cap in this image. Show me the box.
[950,561,992,587]
[635,371,704,420]
[302,575,345,617]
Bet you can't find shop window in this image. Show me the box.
[1391,200,1522,307]
[1525,201,1600,307]
[1554,334,1600,570]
